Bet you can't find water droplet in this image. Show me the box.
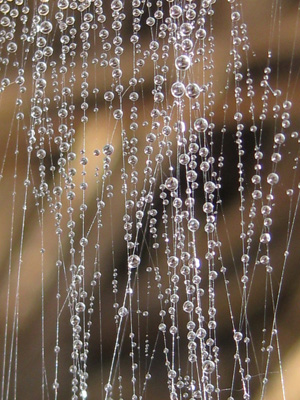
[170,5,182,19]
[39,20,53,34]
[175,55,191,71]
[186,83,201,99]
[118,306,128,317]
[75,302,86,312]
[194,118,208,132]
[167,256,179,268]
[183,300,194,313]
[171,81,185,98]
[128,254,140,269]
[103,144,114,155]
[267,172,279,185]
[203,360,215,373]
[165,177,178,191]
[57,0,69,10]
[188,218,200,232]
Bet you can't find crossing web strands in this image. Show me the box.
[0,0,300,399]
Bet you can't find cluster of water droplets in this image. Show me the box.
[0,0,300,400]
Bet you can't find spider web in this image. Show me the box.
[0,1,300,400]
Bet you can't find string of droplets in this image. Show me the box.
[0,0,300,400]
